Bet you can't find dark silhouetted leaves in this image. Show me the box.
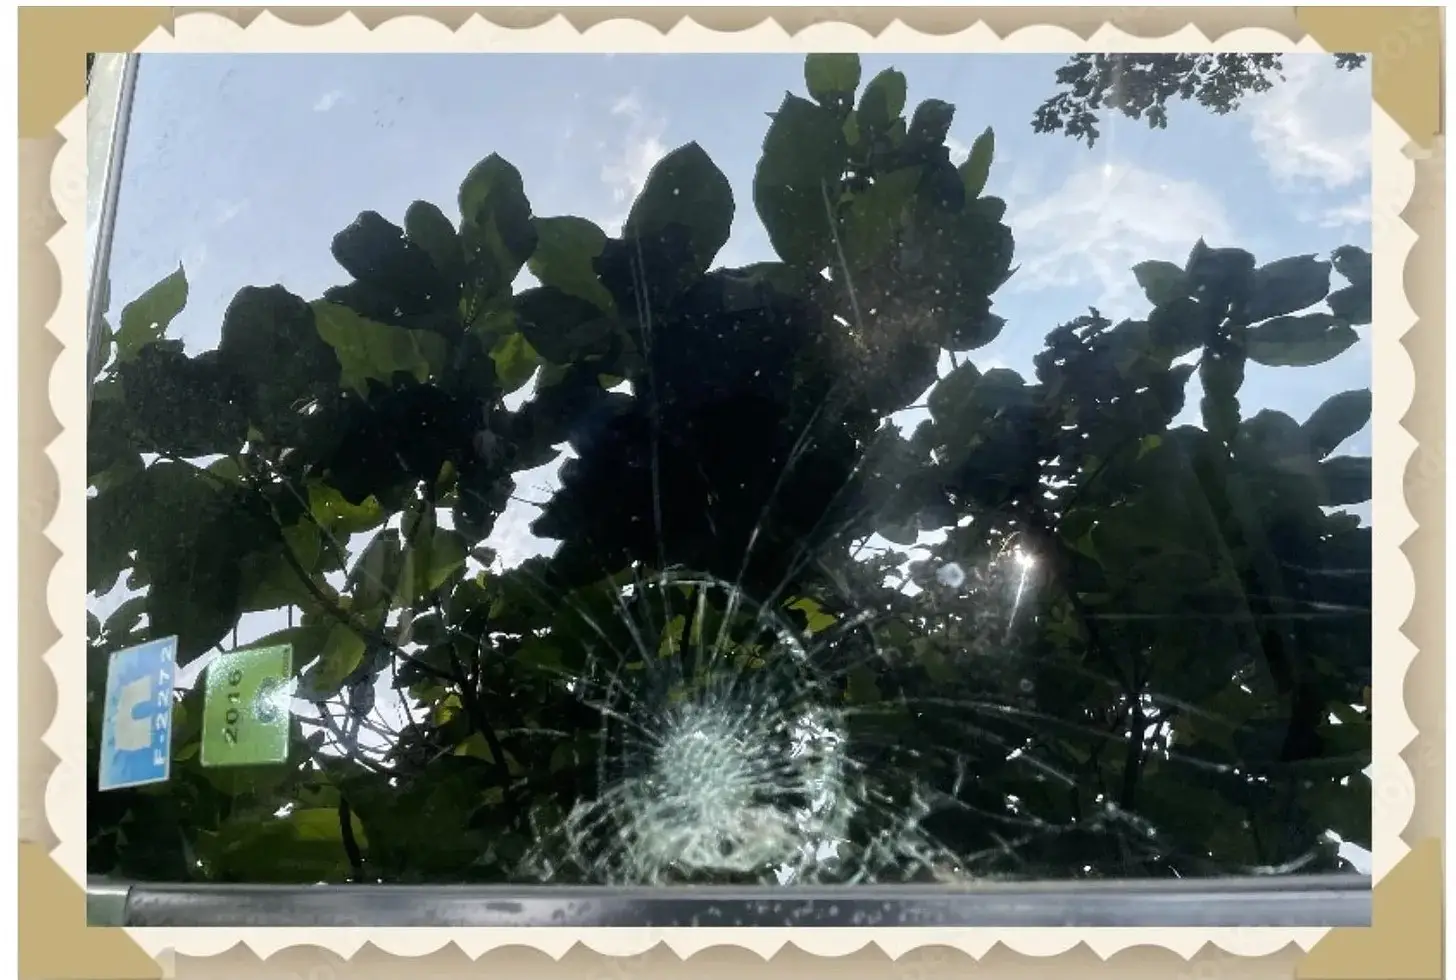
[117,344,251,456]
[1330,245,1371,289]
[217,285,339,431]
[457,153,538,311]
[857,67,907,135]
[1246,313,1360,367]
[1132,260,1188,307]
[1327,282,1372,326]
[803,52,861,108]
[967,195,1007,223]
[404,200,465,285]
[753,94,848,268]
[1320,455,1373,505]
[623,142,734,288]
[331,211,446,312]
[1184,239,1256,310]
[1303,389,1372,459]
[1148,296,1215,357]
[840,166,919,268]
[513,287,622,365]
[907,99,956,150]
[1246,254,1331,321]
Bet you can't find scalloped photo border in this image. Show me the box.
[16,6,1444,980]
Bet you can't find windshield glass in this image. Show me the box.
[87,51,1373,887]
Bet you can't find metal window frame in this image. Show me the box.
[87,875,1371,928]
[82,51,1373,934]
[86,52,141,421]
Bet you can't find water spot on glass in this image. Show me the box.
[935,562,966,589]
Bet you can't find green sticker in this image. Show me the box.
[201,645,295,767]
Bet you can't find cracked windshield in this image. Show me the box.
[88,53,1373,887]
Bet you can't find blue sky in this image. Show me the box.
[97,52,1374,873]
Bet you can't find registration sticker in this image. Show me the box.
[201,644,296,767]
[98,637,178,791]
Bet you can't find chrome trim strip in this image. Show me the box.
[93,874,1371,928]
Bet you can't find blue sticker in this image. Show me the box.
[98,636,178,792]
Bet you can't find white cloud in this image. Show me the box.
[1006,161,1234,319]
[215,200,247,226]
[312,89,344,113]
[597,92,669,231]
[1245,57,1371,191]
[945,136,971,167]
[1305,192,1372,231]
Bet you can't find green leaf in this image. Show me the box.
[454,732,498,764]
[116,345,251,457]
[1246,254,1331,321]
[753,93,849,268]
[330,211,444,305]
[298,624,368,700]
[857,67,907,134]
[840,166,920,268]
[457,154,537,308]
[1184,239,1256,306]
[489,332,539,394]
[114,265,188,362]
[102,596,148,641]
[401,526,470,606]
[926,361,981,425]
[1147,296,1215,358]
[623,141,734,281]
[88,482,142,595]
[347,528,405,614]
[1327,283,1372,326]
[217,285,338,425]
[203,807,366,884]
[307,482,386,537]
[404,200,465,281]
[239,520,329,613]
[803,53,861,107]
[787,597,837,635]
[907,99,956,149]
[876,516,920,548]
[1330,245,1371,289]
[967,195,1007,223]
[1245,313,1359,367]
[1132,260,1189,307]
[527,216,615,312]
[311,301,448,394]
[958,127,995,200]
[1303,389,1372,459]
[1304,776,1371,852]
[125,462,269,663]
[1320,455,1373,506]
[512,287,621,365]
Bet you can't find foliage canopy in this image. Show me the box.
[88,53,1372,886]
[1034,53,1369,147]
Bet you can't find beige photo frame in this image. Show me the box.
[18,6,1444,979]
